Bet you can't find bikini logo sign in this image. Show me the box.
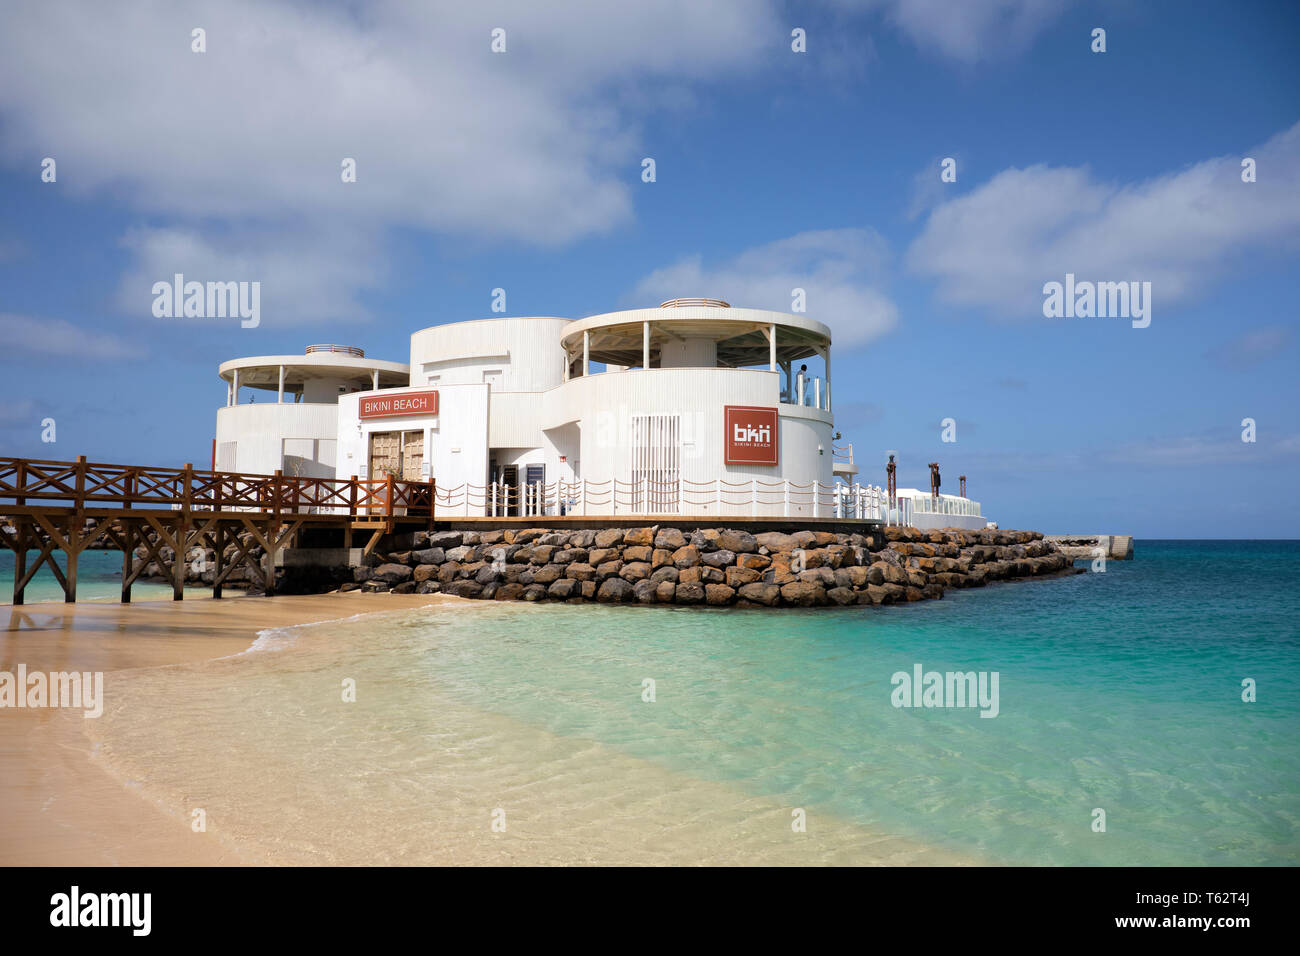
[724,405,778,466]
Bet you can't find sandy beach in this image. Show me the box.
[0,592,440,866]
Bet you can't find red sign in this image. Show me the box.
[724,405,778,466]
[359,390,439,419]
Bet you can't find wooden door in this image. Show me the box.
[401,430,424,481]
[368,431,400,478]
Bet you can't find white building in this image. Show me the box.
[215,345,408,477]
[214,300,989,526]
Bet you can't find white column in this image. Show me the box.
[583,331,590,376]
[769,323,776,371]
[643,321,650,370]
[372,369,379,390]
[232,369,239,405]
[563,349,570,382]
[824,346,831,410]
[277,365,285,404]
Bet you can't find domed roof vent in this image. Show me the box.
[659,298,730,309]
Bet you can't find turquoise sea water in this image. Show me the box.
[0,548,200,602]
[86,541,1300,864]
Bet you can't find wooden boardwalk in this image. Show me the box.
[0,455,434,604]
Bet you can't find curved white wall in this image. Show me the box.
[215,404,339,476]
[540,368,833,515]
[409,317,569,393]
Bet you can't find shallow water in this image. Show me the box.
[85,541,1300,865]
[1,548,202,603]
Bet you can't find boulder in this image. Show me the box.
[827,587,857,606]
[701,549,736,568]
[620,562,652,582]
[737,582,780,606]
[717,530,757,553]
[494,583,525,601]
[597,578,634,602]
[547,578,578,599]
[565,563,596,581]
[675,582,706,604]
[623,526,656,546]
[443,580,483,598]
[412,547,446,565]
[654,528,687,550]
[672,545,701,568]
[594,529,624,548]
[780,581,828,606]
[705,584,736,606]
[372,563,412,584]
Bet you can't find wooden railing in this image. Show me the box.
[0,455,434,521]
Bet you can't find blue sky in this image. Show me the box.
[1,0,1297,537]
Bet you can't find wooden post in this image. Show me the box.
[213,521,224,600]
[64,515,79,603]
[121,519,134,604]
[15,459,25,507]
[267,470,284,596]
[427,479,436,532]
[12,519,26,605]
[175,463,193,601]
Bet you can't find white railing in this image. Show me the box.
[781,375,830,412]
[426,478,903,521]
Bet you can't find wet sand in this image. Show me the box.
[0,592,443,866]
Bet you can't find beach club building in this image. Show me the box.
[214,299,988,527]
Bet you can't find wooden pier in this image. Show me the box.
[0,455,435,604]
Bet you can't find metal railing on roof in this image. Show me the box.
[305,344,365,357]
[659,298,730,309]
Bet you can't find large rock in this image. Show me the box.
[532,564,565,584]
[442,580,483,598]
[594,529,624,548]
[755,531,798,552]
[675,582,706,604]
[780,581,828,606]
[623,526,656,546]
[494,583,525,601]
[725,566,762,588]
[737,582,780,606]
[827,587,857,606]
[672,545,701,568]
[427,531,463,549]
[649,566,679,585]
[372,563,412,584]
[736,553,772,571]
[619,562,651,582]
[412,547,446,565]
[547,578,578,599]
[701,549,736,568]
[654,528,687,550]
[705,584,736,606]
[717,530,757,553]
[633,579,658,604]
[565,563,596,581]
[597,578,634,602]
[413,564,439,583]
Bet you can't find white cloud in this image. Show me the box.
[827,0,1069,63]
[627,229,899,351]
[115,225,387,325]
[0,313,136,359]
[907,122,1300,318]
[0,1,779,244]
